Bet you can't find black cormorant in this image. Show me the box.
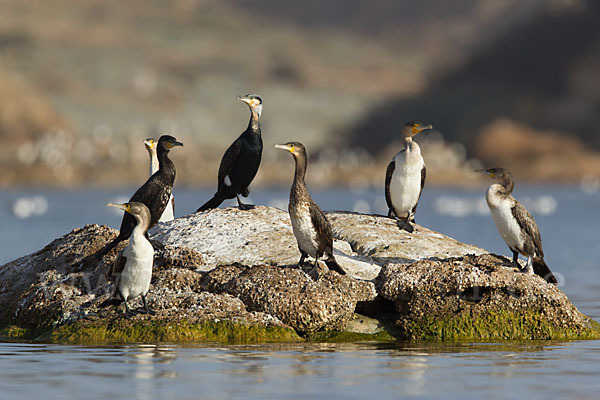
[385,121,432,233]
[144,138,174,222]
[275,141,346,275]
[477,167,557,285]
[105,201,155,318]
[96,135,183,259]
[197,94,263,211]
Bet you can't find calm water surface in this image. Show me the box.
[1,185,599,398]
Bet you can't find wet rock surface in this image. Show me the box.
[1,207,597,343]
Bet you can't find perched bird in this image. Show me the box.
[105,202,155,318]
[197,94,263,211]
[477,167,557,285]
[144,138,175,222]
[385,121,433,232]
[96,135,183,259]
[275,141,346,275]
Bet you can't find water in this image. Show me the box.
[1,185,600,398]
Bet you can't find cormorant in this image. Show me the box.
[105,202,155,318]
[275,141,346,275]
[385,121,432,232]
[197,94,263,211]
[144,138,175,222]
[96,135,183,259]
[477,167,557,285]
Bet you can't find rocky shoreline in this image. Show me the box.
[1,206,598,344]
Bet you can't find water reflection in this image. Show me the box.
[0,340,599,399]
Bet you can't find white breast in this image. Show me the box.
[290,202,319,258]
[389,143,424,218]
[486,185,524,252]
[118,232,154,302]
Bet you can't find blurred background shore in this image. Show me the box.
[0,0,599,189]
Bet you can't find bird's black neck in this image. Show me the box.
[157,147,176,180]
[247,109,261,134]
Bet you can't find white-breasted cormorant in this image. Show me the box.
[105,201,155,317]
[197,94,263,211]
[385,121,432,232]
[96,135,183,259]
[275,141,346,275]
[477,167,557,285]
[144,138,175,222]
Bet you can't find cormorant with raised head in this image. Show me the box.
[144,138,174,222]
[275,141,346,275]
[477,167,557,285]
[197,94,263,211]
[105,202,155,318]
[96,135,183,259]
[385,121,432,232]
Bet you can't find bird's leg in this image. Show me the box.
[396,216,414,233]
[124,300,137,319]
[512,250,520,268]
[387,208,396,218]
[236,195,254,210]
[307,257,320,280]
[139,294,156,316]
[523,256,534,275]
[297,252,307,268]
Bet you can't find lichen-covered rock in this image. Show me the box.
[378,253,600,340]
[202,264,376,332]
[327,211,485,263]
[150,207,300,269]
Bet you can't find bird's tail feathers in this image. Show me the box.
[100,297,121,308]
[325,256,346,275]
[197,193,226,212]
[533,258,557,285]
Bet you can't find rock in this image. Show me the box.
[378,253,600,340]
[202,264,376,332]
[327,211,485,263]
[1,207,597,343]
[150,207,300,269]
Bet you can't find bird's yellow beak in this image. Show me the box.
[144,138,156,150]
[107,202,131,213]
[412,124,433,135]
[474,169,495,179]
[238,95,260,107]
[275,143,294,153]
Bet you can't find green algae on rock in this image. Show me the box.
[378,254,600,341]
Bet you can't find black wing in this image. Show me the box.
[217,138,242,189]
[511,201,544,257]
[309,199,334,256]
[384,160,395,213]
[411,164,426,216]
[109,251,127,282]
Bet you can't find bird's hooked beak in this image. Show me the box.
[107,202,132,213]
[475,168,495,179]
[412,124,433,135]
[166,140,184,149]
[275,143,294,153]
[237,95,260,108]
[144,138,156,150]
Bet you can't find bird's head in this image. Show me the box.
[157,135,183,151]
[475,167,511,181]
[238,94,263,117]
[275,141,306,159]
[402,121,433,138]
[144,138,157,152]
[107,201,150,218]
